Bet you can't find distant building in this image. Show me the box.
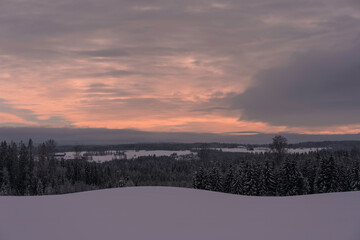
[246,146,254,151]
[54,153,66,160]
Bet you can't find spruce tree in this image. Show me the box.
[0,168,10,195]
[209,167,223,192]
[7,142,19,193]
[232,169,243,195]
[242,163,259,196]
[261,160,276,196]
[27,139,35,194]
[0,141,6,188]
[36,179,44,195]
[316,156,339,193]
[223,166,234,193]
[301,159,317,194]
[338,166,352,192]
[279,158,305,196]
[18,141,29,195]
[193,167,207,189]
[350,160,360,191]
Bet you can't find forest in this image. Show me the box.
[0,138,359,196]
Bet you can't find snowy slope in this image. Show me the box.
[0,187,359,240]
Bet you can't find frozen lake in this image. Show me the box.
[211,147,324,154]
[56,147,324,162]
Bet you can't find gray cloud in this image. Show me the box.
[86,69,140,78]
[230,45,360,126]
[82,83,141,100]
[191,107,230,113]
[0,98,36,122]
[2,0,357,63]
[75,49,128,58]
[79,96,189,117]
[0,98,72,126]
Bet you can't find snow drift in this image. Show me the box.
[0,187,359,240]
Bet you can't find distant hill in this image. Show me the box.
[1,127,360,145]
[291,140,360,150]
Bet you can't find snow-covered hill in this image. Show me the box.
[1,187,359,240]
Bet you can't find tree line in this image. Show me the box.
[1,138,360,196]
[0,139,197,195]
[193,150,360,196]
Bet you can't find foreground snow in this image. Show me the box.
[1,187,359,240]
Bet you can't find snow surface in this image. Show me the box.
[60,150,194,162]
[1,187,359,240]
[58,148,324,162]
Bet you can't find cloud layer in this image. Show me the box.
[1,0,360,134]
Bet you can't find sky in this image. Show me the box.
[1,0,360,135]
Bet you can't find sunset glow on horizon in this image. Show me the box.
[1,0,360,135]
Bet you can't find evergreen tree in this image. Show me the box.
[338,166,352,192]
[193,167,207,189]
[18,141,29,195]
[37,143,49,187]
[28,139,35,194]
[301,159,317,194]
[46,139,57,178]
[316,156,339,193]
[0,141,7,187]
[232,169,243,194]
[7,142,19,192]
[350,160,360,190]
[36,179,44,195]
[242,163,260,196]
[0,168,10,195]
[209,167,223,192]
[279,158,305,196]
[261,160,276,196]
[223,166,234,193]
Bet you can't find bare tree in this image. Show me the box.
[270,135,288,166]
[73,145,82,160]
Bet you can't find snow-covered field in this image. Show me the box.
[59,147,323,162]
[1,187,359,240]
[60,150,194,162]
